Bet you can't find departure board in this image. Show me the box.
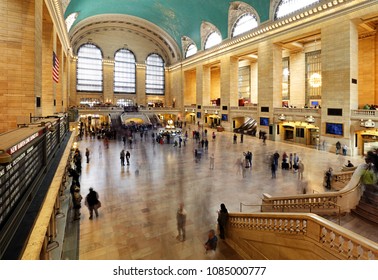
[0,138,44,229]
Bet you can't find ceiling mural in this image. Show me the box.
[64,0,270,51]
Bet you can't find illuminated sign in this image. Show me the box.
[8,131,42,155]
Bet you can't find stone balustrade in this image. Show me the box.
[227,212,378,260]
[351,109,378,118]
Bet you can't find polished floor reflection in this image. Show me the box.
[70,126,376,260]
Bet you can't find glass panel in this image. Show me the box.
[275,0,320,20]
[146,54,165,95]
[238,66,251,105]
[232,14,258,37]
[204,32,222,50]
[77,44,103,92]
[306,50,322,100]
[185,44,198,58]
[114,49,136,93]
[282,57,290,100]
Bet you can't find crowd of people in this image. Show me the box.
[68,118,357,256]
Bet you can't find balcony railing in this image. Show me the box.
[274,107,321,116]
[351,109,378,118]
[230,106,258,112]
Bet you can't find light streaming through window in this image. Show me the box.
[204,32,222,50]
[185,44,198,58]
[146,54,165,95]
[77,44,103,92]
[275,0,320,19]
[232,14,258,37]
[114,49,136,93]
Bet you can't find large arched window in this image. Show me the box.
[146,54,165,95]
[185,43,198,58]
[114,49,136,93]
[76,43,103,92]
[231,13,258,37]
[204,31,222,50]
[275,0,320,20]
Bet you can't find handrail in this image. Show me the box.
[226,212,378,260]
[240,201,341,225]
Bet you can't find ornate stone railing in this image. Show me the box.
[229,106,258,112]
[334,170,355,182]
[261,166,364,214]
[274,107,321,116]
[261,195,339,213]
[226,213,378,260]
[351,109,378,118]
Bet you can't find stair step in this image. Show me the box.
[351,207,378,224]
[361,193,378,204]
[357,200,378,214]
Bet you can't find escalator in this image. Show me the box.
[233,117,257,136]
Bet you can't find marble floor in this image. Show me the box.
[66,126,377,260]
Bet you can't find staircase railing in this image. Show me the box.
[226,212,378,260]
[240,202,342,224]
[262,167,364,214]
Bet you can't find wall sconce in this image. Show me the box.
[305,115,315,123]
[204,109,208,114]
[278,114,286,121]
[215,110,218,115]
[185,108,188,112]
[192,109,195,113]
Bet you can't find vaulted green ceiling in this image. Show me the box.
[64,0,270,49]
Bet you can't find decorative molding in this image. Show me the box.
[46,0,72,55]
[228,1,260,38]
[69,14,181,65]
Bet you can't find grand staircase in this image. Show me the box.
[351,185,378,224]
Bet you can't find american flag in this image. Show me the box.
[53,52,59,83]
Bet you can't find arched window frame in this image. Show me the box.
[204,31,222,50]
[76,43,103,92]
[273,0,320,20]
[145,53,165,95]
[185,43,198,58]
[201,21,222,50]
[231,13,258,38]
[114,48,136,94]
[65,12,79,32]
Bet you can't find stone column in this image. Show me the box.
[289,52,306,107]
[258,41,282,137]
[321,20,358,154]
[195,65,210,123]
[220,56,238,130]
[102,62,113,103]
[136,64,146,106]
